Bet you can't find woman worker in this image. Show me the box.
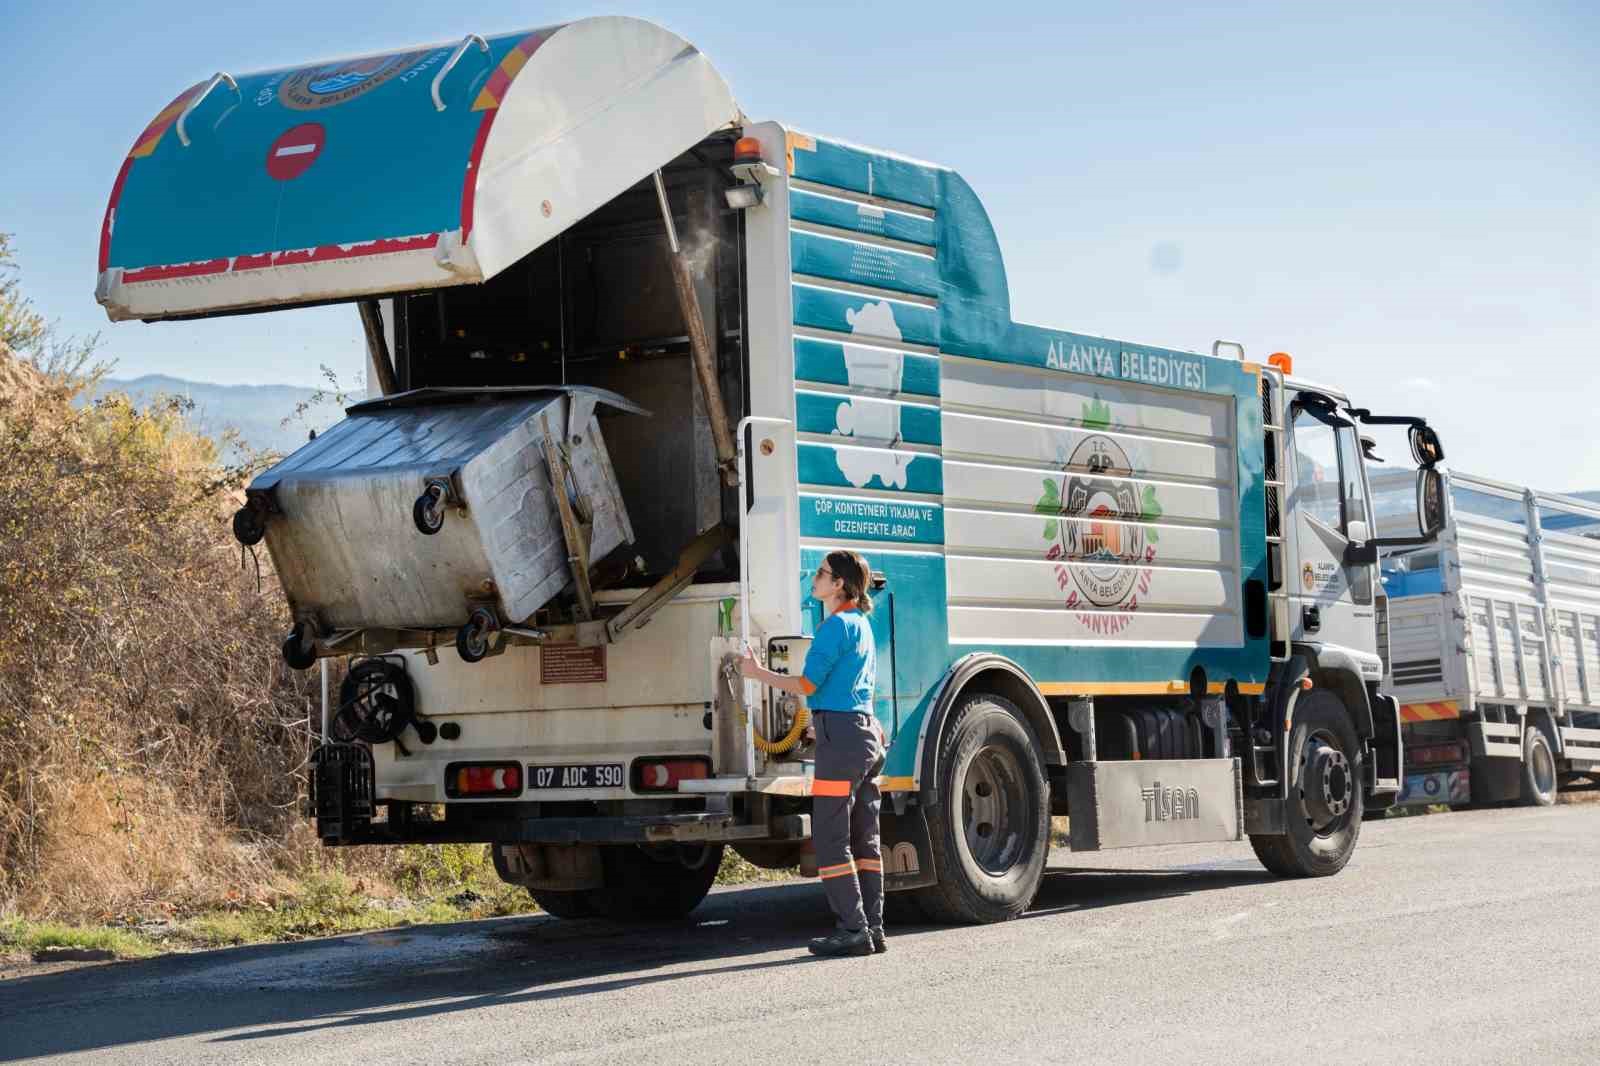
[741,550,886,958]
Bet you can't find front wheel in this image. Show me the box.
[1519,726,1558,807]
[1250,689,1363,878]
[913,693,1049,924]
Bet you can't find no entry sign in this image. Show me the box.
[265,123,326,181]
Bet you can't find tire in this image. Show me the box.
[1250,689,1364,878]
[912,693,1049,924]
[413,491,445,535]
[281,624,316,671]
[1519,726,1558,807]
[592,844,723,921]
[527,889,598,919]
[456,611,494,664]
[232,504,266,546]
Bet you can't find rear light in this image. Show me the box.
[445,762,523,798]
[631,757,710,793]
[1406,742,1466,768]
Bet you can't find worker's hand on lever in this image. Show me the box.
[738,646,765,681]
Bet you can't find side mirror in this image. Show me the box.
[1343,518,1377,565]
[1417,467,1446,537]
[1409,424,1444,468]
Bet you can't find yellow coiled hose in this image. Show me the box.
[723,660,811,754]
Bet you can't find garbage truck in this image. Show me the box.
[96,16,1450,923]
[1376,471,1600,810]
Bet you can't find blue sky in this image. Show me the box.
[2,1,1594,487]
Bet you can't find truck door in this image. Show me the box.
[1286,398,1382,679]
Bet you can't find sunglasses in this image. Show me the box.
[815,566,835,579]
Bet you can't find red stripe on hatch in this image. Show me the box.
[460,112,498,244]
[98,156,134,273]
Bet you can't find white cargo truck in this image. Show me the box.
[97,16,1448,922]
[1377,472,1600,809]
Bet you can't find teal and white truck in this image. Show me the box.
[97,16,1448,922]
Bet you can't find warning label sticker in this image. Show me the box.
[540,643,607,685]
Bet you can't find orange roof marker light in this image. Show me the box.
[727,135,772,211]
[733,136,765,164]
[1268,352,1294,375]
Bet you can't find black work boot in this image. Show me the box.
[808,928,873,958]
[869,927,887,954]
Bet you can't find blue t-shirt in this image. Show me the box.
[801,607,876,713]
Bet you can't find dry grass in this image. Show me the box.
[0,343,336,922]
[0,346,784,943]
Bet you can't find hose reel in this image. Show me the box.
[332,657,425,745]
[720,656,811,755]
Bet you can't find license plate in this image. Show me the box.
[527,763,625,790]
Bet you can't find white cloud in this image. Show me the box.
[1397,376,1441,392]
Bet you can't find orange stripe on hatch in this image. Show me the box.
[471,29,556,111]
[1401,701,1460,722]
[129,83,203,159]
[811,778,852,797]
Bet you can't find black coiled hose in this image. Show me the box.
[331,657,417,745]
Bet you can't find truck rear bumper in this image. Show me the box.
[1396,767,1470,807]
[317,810,770,847]
[312,743,772,846]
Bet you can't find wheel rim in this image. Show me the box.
[958,744,1028,876]
[1530,736,1556,797]
[1298,728,1354,835]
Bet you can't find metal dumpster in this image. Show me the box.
[235,386,645,663]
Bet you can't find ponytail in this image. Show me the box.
[825,550,875,614]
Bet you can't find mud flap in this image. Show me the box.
[880,805,936,891]
[1068,758,1242,851]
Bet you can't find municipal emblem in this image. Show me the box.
[1035,398,1160,632]
[279,51,430,111]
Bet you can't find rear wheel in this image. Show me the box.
[1250,690,1363,878]
[528,889,598,919]
[592,843,723,921]
[913,693,1049,924]
[1519,726,1558,807]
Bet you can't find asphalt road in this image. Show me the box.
[5,803,1599,1065]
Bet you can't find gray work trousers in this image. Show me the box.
[812,710,885,932]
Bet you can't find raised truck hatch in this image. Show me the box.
[96,16,741,322]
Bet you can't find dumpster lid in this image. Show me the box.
[97,16,740,322]
[346,385,649,419]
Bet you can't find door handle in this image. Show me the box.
[1302,605,1322,633]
